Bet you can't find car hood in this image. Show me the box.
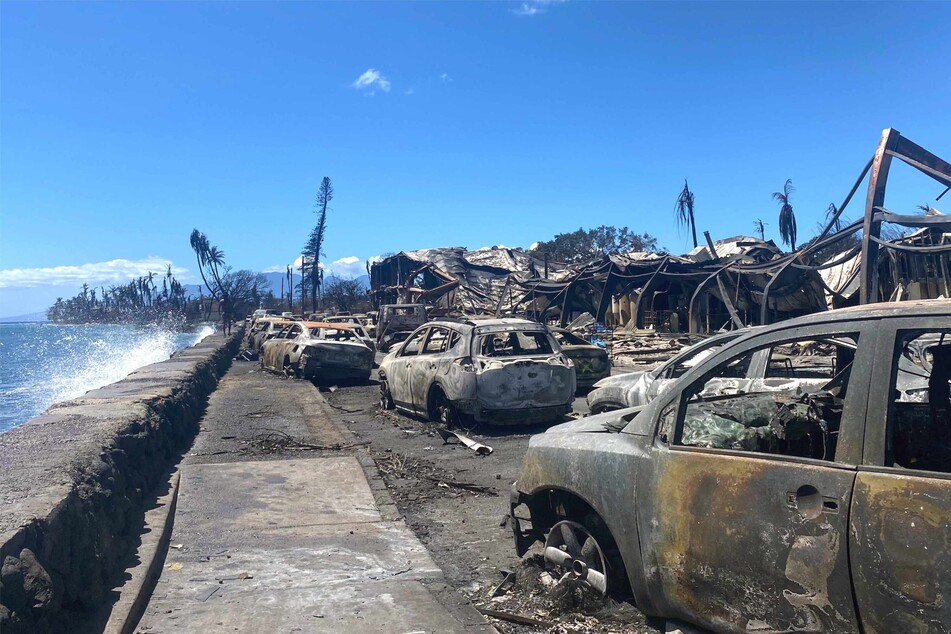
[544,406,646,435]
[591,370,647,388]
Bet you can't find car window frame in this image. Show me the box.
[421,326,452,356]
[860,317,951,481]
[650,321,873,468]
[397,327,429,357]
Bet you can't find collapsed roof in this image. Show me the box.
[370,128,950,333]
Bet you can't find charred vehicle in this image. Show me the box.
[587,331,748,413]
[511,300,951,634]
[326,315,376,352]
[260,321,373,382]
[376,304,428,352]
[247,318,292,353]
[550,327,611,390]
[378,318,575,425]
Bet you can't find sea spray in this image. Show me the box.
[0,323,216,433]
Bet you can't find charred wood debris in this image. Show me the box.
[369,129,950,367]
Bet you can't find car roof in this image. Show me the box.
[471,318,541,328]
[739,299,951,339]
[301,321,358,330]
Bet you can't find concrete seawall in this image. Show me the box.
[0,329,242,633]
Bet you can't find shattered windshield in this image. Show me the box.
[477,330,555,357]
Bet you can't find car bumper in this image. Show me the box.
[575,369,612,389]
[455,400,572,425]
[302,359,371,381]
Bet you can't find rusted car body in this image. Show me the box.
[587,331,749,413]
[511,300,951,633]
[247,318,292,353]
[550,327,611,390]
[378,318,575,425]
[376,304,429,352]
[260,321,373,382]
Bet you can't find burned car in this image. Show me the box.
[375,303,428,352]
[586,331,747,413]
[511,300,951,633]
[378,318,575,425]
[550,327,611,390]
[325,315,376,352]
[260,321,373,382]
[247,318,292,353]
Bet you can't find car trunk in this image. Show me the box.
[475,356,574,409]
[309,341,373,368]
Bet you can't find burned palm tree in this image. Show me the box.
[674,180,698,249]
[753,219,767,241]
[825,203,842,233]
[190,229,214,296]
[303,176,333,311]
[773,179,797,251]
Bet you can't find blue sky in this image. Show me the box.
[1,1,949,316]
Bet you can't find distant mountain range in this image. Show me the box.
[182,272,369,299]
[0,311,49,323]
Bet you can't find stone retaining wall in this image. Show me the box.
[0,329,242,633]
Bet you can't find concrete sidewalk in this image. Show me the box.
[135,363,491,633]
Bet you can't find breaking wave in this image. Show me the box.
[0,323,216,433]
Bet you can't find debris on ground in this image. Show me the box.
[438,428,494,455]
[370,449,498,501]
[246,429,365,453]
[470,555,658,634]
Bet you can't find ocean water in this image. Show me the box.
[0,323,215,433]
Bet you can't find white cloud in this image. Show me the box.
[440,73,453,83]
[511,0,566,16]
[351,68,391,94]
[324,255,367,279]
[405,88,415,95]
[263,255,307,273]
[0,257,188,289]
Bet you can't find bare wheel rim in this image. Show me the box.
[282,357,293,378]
[432,391,454,427]
[380,380,394,409]
[544,520,609,596]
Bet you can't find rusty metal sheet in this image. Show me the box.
[849,470,951,633]
[638,449,861,633]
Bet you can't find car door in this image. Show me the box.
[388,327,428,411]
[410,326,455,413]
[849,319,951,633]
[636,322,871,633]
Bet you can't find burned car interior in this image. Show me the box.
[888,330,951,473]
[480,331,554,357]
[673,334,859,461]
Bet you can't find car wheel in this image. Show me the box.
[282,356,298,379]
[379,379,395,410]
[429,387,457,427]
[544,520,612,597]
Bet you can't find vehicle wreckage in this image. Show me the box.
[378,318,575,425]
[510,300,951,633]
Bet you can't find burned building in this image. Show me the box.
[370,128,950,334]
